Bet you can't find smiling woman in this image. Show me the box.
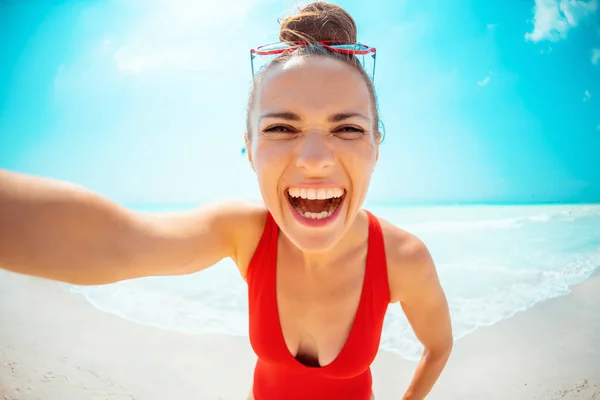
[246,51,380,252]
[0,2,452,400]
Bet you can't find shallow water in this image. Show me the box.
[71,204,600,361]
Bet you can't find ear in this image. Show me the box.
[244,133,255,171]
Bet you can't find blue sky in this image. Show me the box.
[1,0,599,205]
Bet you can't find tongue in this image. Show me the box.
[297,198,330,213]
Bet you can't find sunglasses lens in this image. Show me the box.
[256,42,296,53]
[328,43,369,51]
[251,42,375,81]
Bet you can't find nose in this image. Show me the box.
[295,131,335,171]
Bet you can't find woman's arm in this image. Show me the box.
[0,169,252,285]
[383,221,453,400]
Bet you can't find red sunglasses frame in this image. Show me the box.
[249,41,377,81]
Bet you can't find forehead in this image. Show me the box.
[255,56,371,118]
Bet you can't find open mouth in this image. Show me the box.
[286,187,346,220]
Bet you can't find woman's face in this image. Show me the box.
[247,56,379,253]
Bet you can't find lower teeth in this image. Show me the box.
[298,210,333,220]
[294,201,340,220]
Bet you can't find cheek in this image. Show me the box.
[252,141,291,193]
[339,140,377,174]
[253,137,298,166]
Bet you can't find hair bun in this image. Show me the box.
[279,2,357,43]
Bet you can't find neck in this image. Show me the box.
[282,209,369,271]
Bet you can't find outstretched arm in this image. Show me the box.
[386,227,453,400]
[0,169,253,285]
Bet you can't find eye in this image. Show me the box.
[334,126,365,139]
[262,125,297,134]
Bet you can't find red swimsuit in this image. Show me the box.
[247,211,390,399]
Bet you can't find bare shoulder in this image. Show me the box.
[376,216,437,304]
[184,199,268,272]
[131,199,268,280]
[215,200,269,279]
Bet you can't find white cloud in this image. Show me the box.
[478,76,491,86]
[584,89,591,101]
[591,48,600,65]
[525,0,598,42]
[112,0,273,74]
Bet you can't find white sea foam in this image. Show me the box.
[405,217,522,233]
[70,204,600,361]
[379,250,600,360]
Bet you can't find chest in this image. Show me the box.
[246,217,391,377]
[275,245,368,368]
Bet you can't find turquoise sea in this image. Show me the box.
[70,203,600,361]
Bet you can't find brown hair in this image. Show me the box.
[246,1,382,143]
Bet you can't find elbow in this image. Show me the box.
[424,337,453,362]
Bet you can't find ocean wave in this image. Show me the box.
[405,206,600,233]
[405,218,522,233]
[70,249,600,361]
[68,205,600,361]
[378,250,600,360]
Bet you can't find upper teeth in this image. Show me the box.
[288,187,344,200]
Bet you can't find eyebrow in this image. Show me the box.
[258,111,370,123]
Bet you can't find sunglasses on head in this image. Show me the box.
[249,41,377,81]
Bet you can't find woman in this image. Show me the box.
[0,2,452,399]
